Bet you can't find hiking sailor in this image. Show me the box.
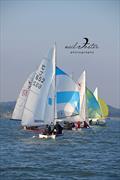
[52,122,63,135]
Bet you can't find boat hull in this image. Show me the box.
[89,118,106,126]
[38,134,56,139]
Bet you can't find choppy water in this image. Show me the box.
[0,118,120,180]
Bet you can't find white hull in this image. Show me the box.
[89,118,106,125]
[39,134,56,139]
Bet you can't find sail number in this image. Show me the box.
[33,64,46,89]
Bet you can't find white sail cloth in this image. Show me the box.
[21,46,56,127]
[77,70,87,122]
[12,72,35,120]
[94,87,98,101]
[13,45,80,127]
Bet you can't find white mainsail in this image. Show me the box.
[93,87,101,122]
[21,45,56,127]
[77,70,88,123]
[12,72,35,120]
[94,87,98,101]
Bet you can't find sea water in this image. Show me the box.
[0,118,120,180]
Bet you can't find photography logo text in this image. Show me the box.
[65,38,99,54]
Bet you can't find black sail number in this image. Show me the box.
[33,64,46,89]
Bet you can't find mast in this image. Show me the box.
[84,70,88,122]
[54,43,56,124]
[85,70,86,121]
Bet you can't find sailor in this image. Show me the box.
[89,119,93,125]
[83,121,89,128]
[53,122,63,135]
[43,124,52,135]
[71,122,75,128]
[50,122,54,132]
[75,121,81,129]
[77,121,81,128]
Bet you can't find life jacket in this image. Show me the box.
[54,124,63,134]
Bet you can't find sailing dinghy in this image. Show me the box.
[77,71,102,128]
[12,44,81,138]
[21,45,56,139]
[86,87,102,125]
[93,87,109,125]
[21,45,78,138]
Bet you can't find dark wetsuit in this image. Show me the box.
[53,123,63,135]
[83,121,89,128]
[89,120,93,125]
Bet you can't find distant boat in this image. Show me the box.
[77,70,89,126]
[92,87,109,125]
[86,87,102,125]
[77,71,102,127]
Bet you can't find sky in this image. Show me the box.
[0,0,120,108]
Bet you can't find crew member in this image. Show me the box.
[83,121,89,128]
[53,122,63,135]
[75,121,81,129]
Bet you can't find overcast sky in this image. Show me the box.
[0,0,120,108]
